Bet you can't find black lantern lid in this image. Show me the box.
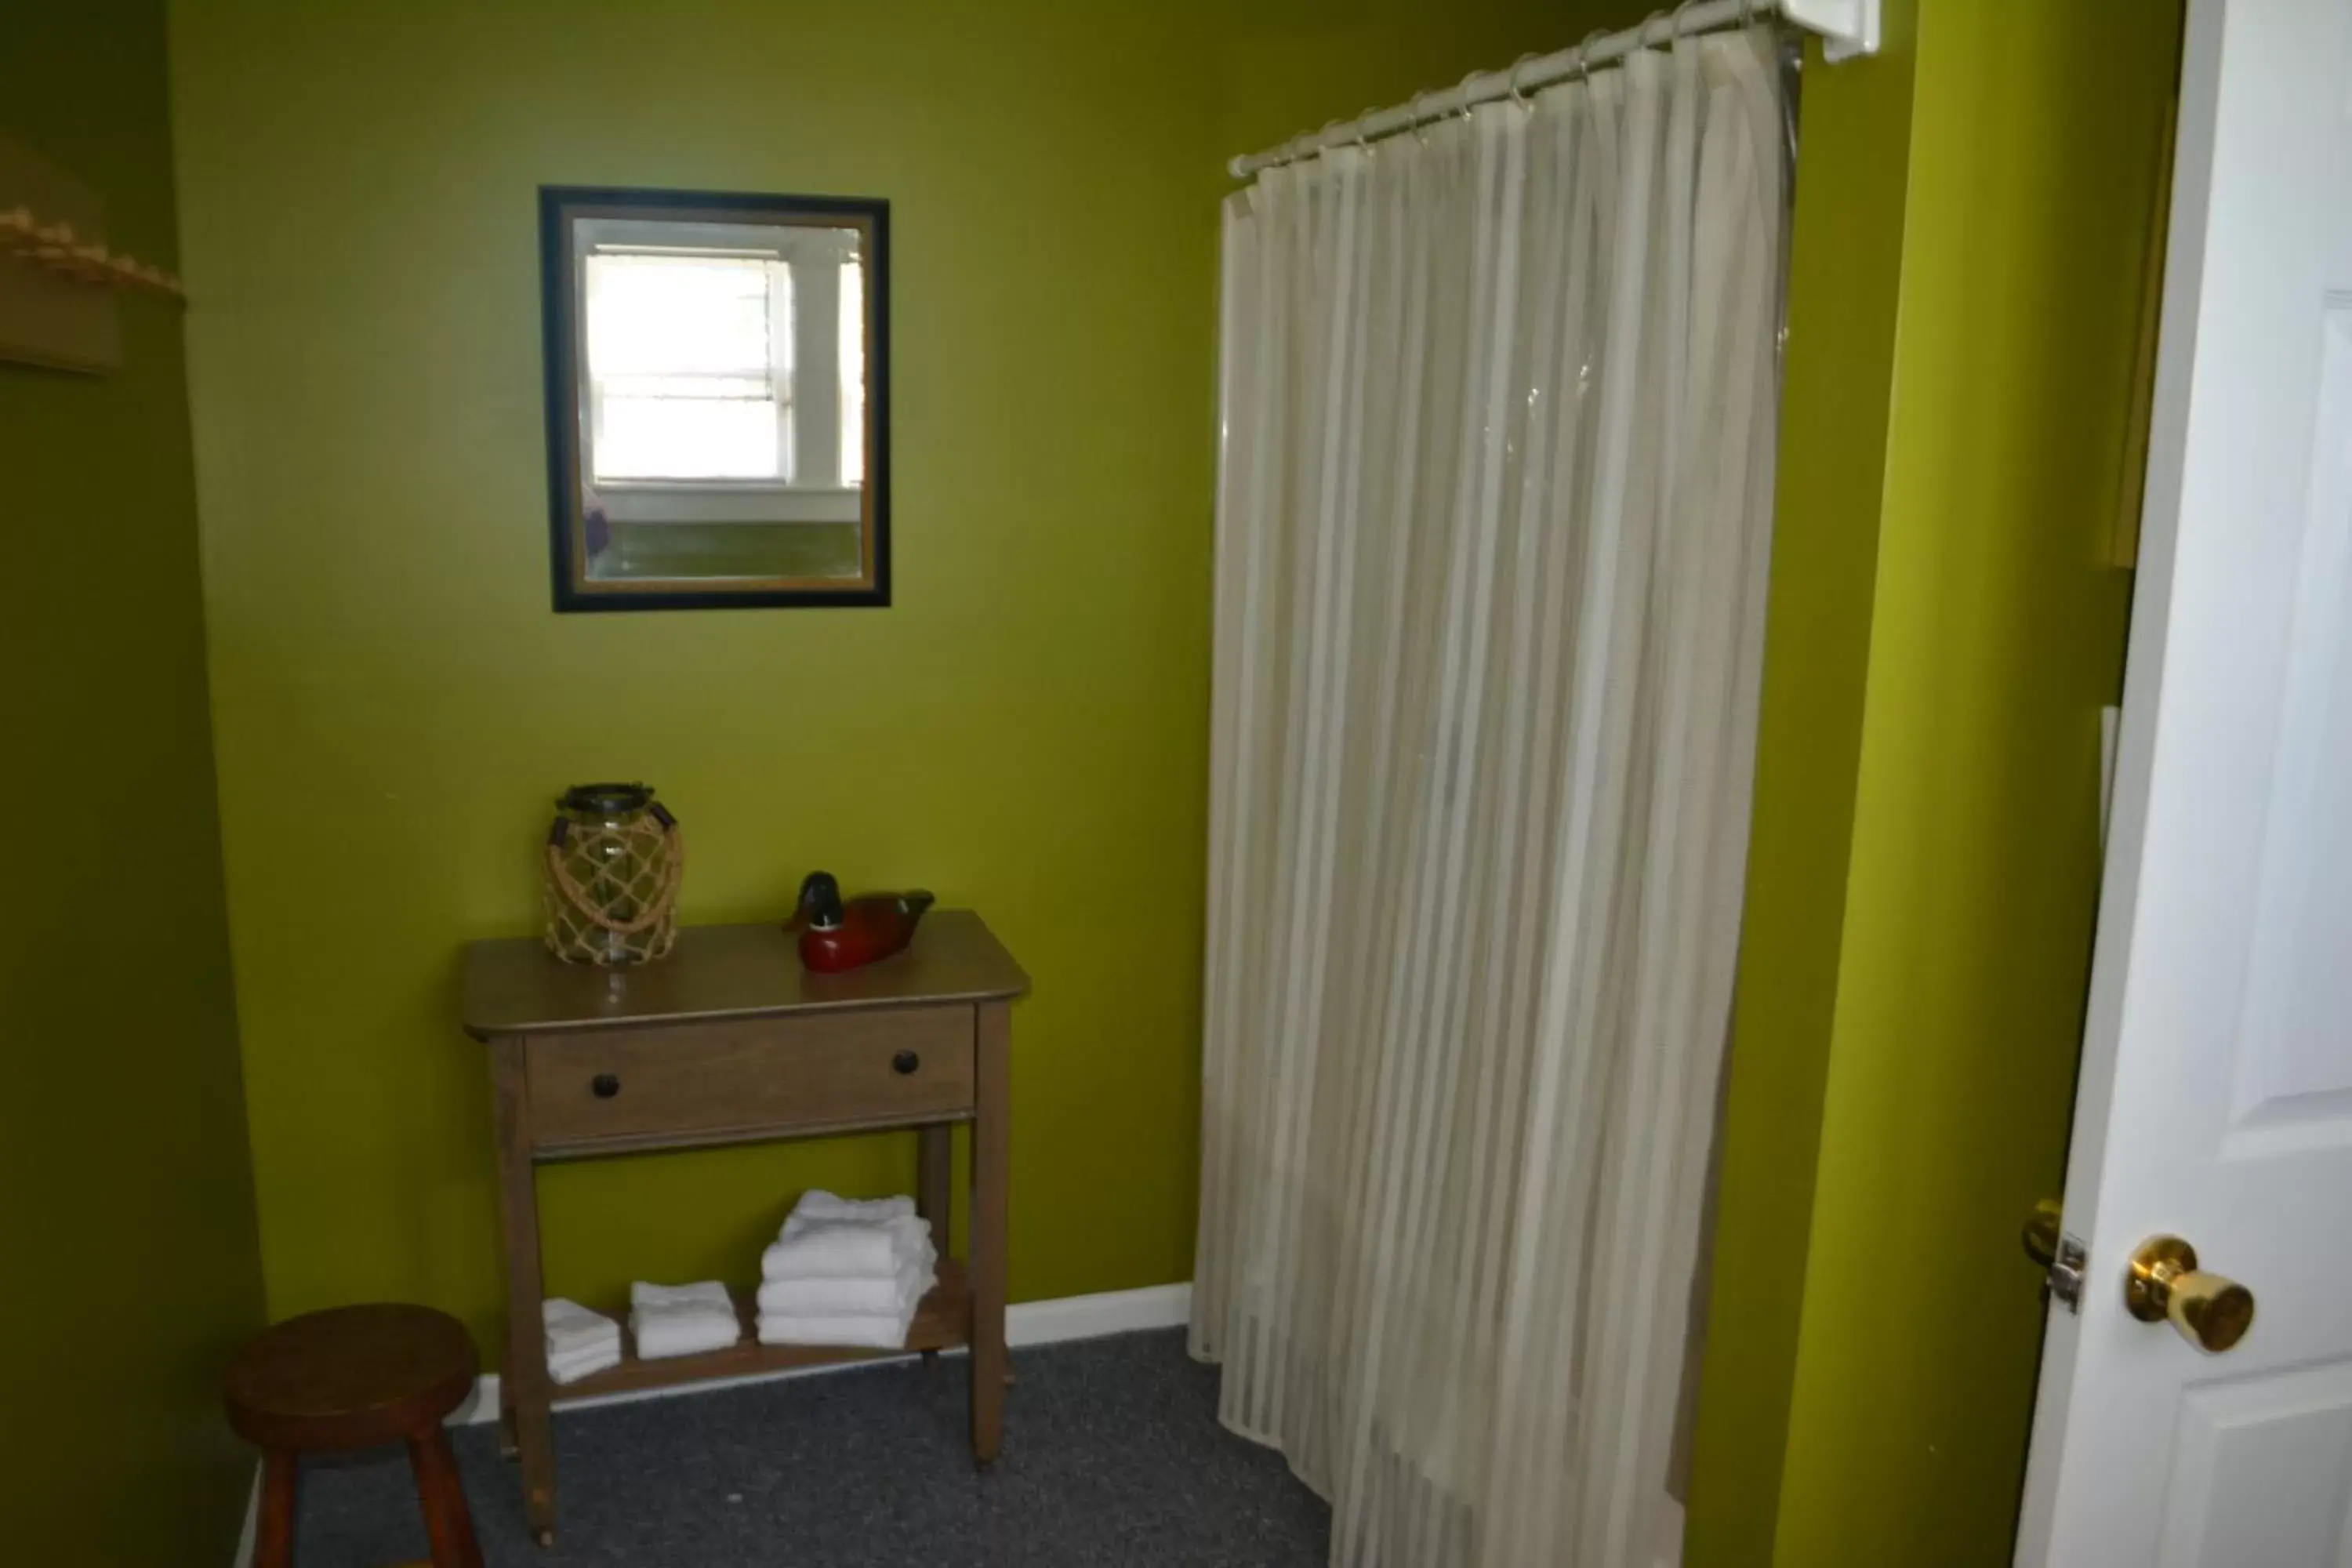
[557,782,654,816]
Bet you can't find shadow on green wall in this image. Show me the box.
[1,5,268,1563]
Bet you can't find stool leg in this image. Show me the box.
[407,1427,485,1568]
[254,1450,297,1568]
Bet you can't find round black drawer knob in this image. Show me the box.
[591,1073,621,1099]
[891,1051,920,1076]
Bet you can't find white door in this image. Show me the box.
[2014,0,2352,1563]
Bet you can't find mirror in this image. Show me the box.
[539,186,889,610]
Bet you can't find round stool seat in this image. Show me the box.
[225,1304,477,1454]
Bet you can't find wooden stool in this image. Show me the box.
[223,1304,484,1568]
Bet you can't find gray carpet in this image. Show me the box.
[292,1328,1330,1566]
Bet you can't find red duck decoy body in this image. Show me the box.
[788,871,934,973]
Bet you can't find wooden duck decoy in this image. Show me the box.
[787,870,934,973]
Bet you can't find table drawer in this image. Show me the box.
[524,1007,975,1150]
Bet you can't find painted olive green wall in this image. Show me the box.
[0,5,267,1563]
[1684,11,1922,1561]
[1210,4,1617,163]
[169,0,1571,1356]
[1689,2,2180,1563]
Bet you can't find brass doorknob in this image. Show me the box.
[2125,1236,2255,1354]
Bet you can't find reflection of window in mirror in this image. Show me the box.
[539,189,889,612]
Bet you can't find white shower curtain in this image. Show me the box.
[1192,27,1786,1568]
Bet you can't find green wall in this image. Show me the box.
[0,0,2176,1555]
[169,0,1570,1356]
[1683,9,1922,1559]
[1690,2,2180,1563]
[0,5,268,1563]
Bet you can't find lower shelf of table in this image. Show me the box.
[548,1258,971,1403]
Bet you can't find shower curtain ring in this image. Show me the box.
[1670,0,1704,43]
[1456,69,1482,124]
[1408,89,1434,148]
[1570,29,1609,86]
[1506,53,1540,110]
[1354,109,1380,156]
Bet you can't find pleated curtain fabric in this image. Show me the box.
[1193,28,1788,1568]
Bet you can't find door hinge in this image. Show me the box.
[2048,1234,2089,1313]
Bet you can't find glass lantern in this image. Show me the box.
[541,782,681,965]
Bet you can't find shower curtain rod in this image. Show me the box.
[1228,0,1877,178]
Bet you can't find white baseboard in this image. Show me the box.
[234,1280,1191,1565]
[1006,1280,1192,1349]
[455,1279,1192,1426]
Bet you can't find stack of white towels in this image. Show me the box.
[539,1282,745,1381]
[543,1298,623,1385]
[630,1279,743,1359]
[757,1190,936,1348]
[535,1190,929,1381]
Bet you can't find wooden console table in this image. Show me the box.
[459,912,1026,1546]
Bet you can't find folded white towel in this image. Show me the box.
[789,1191,916,1228]
[543,1298,622,1359]
[630,1309,742,1360]
[756,1255,935,1317]
[630,1279,735,1312]
[762,1216,931,1281]
[547,1340,622,1385]
[627,1279,741,1360]
[754,1308,916,1350]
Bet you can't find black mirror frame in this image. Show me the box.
[537,184,891,612]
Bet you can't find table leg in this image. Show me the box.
[917,1123,953,1243]
[917,1123,953,1367]
[970,1001,1011,1465]
[491,1036,558,1547]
